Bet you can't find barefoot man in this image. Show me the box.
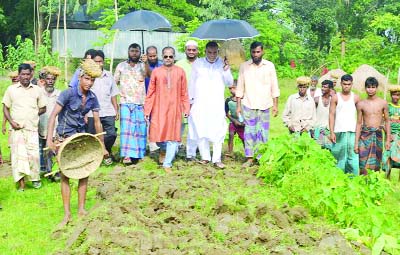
[354,77,390,175]
[47,59,107,226]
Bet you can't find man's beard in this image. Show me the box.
[187,55,197,61]
[252,57,262,65]
[45,86,55,93]
[148,59,158,66]
[129,56,140,63]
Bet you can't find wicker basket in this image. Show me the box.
[56,133,103,179]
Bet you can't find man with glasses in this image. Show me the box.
[115,43,150,164]
[144,47,190,172]
[188,41,233,169]
[176,40,199,161]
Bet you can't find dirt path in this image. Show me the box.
[52,156,363,255]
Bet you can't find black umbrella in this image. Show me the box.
[111,10,172,52]
[191,19,259,40]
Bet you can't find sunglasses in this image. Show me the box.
[163,55,174,59]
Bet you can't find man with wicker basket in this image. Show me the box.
[47,59,107,227]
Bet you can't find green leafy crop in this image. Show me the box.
[257,134,400,254]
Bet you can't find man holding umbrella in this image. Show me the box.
[188,41,233,169]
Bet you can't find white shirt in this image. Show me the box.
[188,57,233,142]
[334,92,357,132]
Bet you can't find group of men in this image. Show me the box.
[282,73,399,176]
[2,40,280,224]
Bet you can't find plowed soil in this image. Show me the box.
[52,156,363,255]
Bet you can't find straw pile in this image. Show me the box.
[219,39,246,71]
[318,69,346,85]
[352,64,387,91]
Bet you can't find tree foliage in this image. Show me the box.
[1,0,400,80]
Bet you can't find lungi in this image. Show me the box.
[331,132,359,176]
[120,103,147,159]
[242,105,270,158]
[382,134,400,172]
[314,127,333,150]
[358,126,383,174]
[10,129,40,182]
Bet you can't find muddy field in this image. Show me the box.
[52,156,366,255]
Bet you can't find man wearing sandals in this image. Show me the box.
[86,50,119,165]
[144,47,190,172]
[236,41,280,168]
[188,41,233,169]
[47,59,107,227]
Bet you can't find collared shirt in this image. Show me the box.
[2,82,47,131]
[87,70,119,117]
[145,60,162,93]
[39,88,61,138]
[176,58,194,86]
[114,60,146,105]
[236,59,280,110]
[56,86,100,137]
[282,93,316,132]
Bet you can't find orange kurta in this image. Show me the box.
[144,65,190,142]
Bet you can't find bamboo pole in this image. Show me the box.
[36,0,42,48]
[33,0,37,53]
[46,0,53,31]
[109,0,119,73]
[56,0,61,59]
[63,0,68,87]
[385,70,390,101]
[398,67,400,85]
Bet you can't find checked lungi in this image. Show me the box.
[331,132,359,176]
[242,105,270,158]
[10,129,40,182]
[120,103,147,159]
[358,126,383,174]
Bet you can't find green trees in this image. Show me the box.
[1,0,399,79]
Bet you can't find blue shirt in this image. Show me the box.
[56,86,100,137]
[145,60,162,93]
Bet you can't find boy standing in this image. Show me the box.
[225,82,245,156]
[355,77,390,175]
[47,59,107,226]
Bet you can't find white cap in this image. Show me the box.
[185,40,198,48]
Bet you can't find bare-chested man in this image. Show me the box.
[354,77,390,175]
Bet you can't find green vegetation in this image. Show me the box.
[258,134,400,254]
[1,1,400,80]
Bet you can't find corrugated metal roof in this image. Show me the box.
[51,29,187,60]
